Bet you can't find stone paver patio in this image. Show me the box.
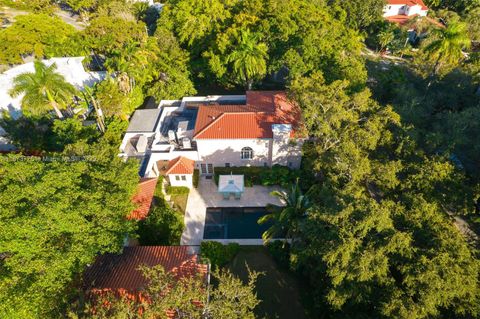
[180,177,284,246]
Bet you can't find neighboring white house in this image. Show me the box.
[383,0,428,23]
[119,91,304,188]
[0,57,107,150]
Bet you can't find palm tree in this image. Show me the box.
[227,29,268,90]
[9,61,77,119]
[424,21,471,77]
[258,180,311,244]
[81,85,105,133]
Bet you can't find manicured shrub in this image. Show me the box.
[193,169,199,188]
[166,186,190,195]
[153,175,164,200]
[138,203,184,245]
[200,241,240,269]
[260,165,299,187]
[214,165,298,187]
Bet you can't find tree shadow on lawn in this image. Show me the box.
[226,246,307,319]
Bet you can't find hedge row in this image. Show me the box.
[200,241,240,269]
[213,165,299,187]
[193,169,199,188]
[166,185,190,195]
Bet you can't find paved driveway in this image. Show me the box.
[180,177,284,246]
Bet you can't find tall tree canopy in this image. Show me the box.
[0,14,79,64]
[83,15,147,55]
[285,70,480,318]
[0,136,139,318]
[329,0,386,30]
[290,72,400,189]
[74,265,260,319]
[160,0,367,89]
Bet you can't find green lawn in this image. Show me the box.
[170,193,188,213]
[226,247,307,319]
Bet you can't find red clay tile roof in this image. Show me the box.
[129,178,158,220]
[83,246,208,292]
[386,14,444,28]
[165,156,195,175]
[386,0,428,10]
[386,14,419,24]
[193,91,302,139]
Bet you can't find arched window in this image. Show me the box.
[241,147,253,160]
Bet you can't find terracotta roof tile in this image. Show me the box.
[387,0,428,9]
[129,178,157,220]
[83,246,208,292]
[193,91,302,139]
[165,156,195,175]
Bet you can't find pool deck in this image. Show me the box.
[180,177,284,246]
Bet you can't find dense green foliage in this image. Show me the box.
[214,165,299,187]
[93,77,143,120]
[425,0,480,13]
[165,185,190,195]
[281,60,480,319]
[0,116,124,153]
[0,14,79,64]
[329,0,386,30]
[1,0,480,318]
[0,141,139,318]
[200,241,240,269]
[138,202,184,246]
[74,265,259,319]
[160,0,367,88]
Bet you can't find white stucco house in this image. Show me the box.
[119,91,304,188]
[0,57,107,150]
[383,0,428,24]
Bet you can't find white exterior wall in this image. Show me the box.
[383,4,428,17]
[194,135,303,170]
[383,4,405,17]
[271,125,303,169]
[195,138,272,168]
[408,5,428,16]
[169,174,193,188]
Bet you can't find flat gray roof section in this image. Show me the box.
[127,109,162,132]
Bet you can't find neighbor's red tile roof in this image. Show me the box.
[83,246,208,293]
[165,156,195,175]
[129,178,158,220]
[387,0,428,10]
[386,14,418,24]
[193,91,302,139]
[386,14,444,28]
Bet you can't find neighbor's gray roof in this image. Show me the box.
[127,109,162,132]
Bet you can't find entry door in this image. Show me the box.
[200,163,214,175]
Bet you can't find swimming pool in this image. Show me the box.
[203,207,274,239]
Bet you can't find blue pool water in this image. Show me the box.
[203,207,273,239]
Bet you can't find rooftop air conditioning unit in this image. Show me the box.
[136,135,148,153]
[182,137,191,149]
